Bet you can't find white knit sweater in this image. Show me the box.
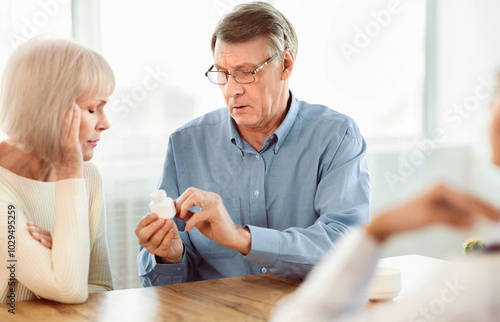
[0,162,113,303]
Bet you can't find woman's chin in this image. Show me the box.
[492,155,500,167]
[83,152,94,162]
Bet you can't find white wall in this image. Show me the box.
[363,0,500,260]
[2,0,500,288]
[367,145,500,259]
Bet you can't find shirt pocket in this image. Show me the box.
[189,197,241,259]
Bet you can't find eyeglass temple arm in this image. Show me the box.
[205,65,215,76]
[253,52,280,74]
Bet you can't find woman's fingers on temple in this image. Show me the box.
[61,102,75,139]
[69,104,81,143]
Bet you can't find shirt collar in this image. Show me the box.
[273,91,298,153]
[228,114,243,152]
[228,90,299,154]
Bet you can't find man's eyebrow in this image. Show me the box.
[213,64,225,71]
[213,63,256,71]
[233,63,256,70]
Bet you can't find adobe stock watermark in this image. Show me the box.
[7,0,70,48]
[407,277,467,322]
[340,0,402,63]
[108,65,169,120]
[384,75,498,191]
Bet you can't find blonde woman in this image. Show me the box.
[0,37,114,303]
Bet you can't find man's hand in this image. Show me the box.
[28,222,52,249]
[176,187,251,255]
[135,213,184,264]
[365,183,500,243]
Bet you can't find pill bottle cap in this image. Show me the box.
[151,190,167,202]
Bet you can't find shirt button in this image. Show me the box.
[255,154,260,160]
[254,190,260,198]
[262,267,267,273]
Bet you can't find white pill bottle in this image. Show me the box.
[150,190,176,219]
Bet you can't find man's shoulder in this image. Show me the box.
[295,98,361,136]
[172,108,228,136]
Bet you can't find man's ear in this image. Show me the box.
[281,48,295,81]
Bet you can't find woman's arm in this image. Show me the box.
[271,184,500,321]
[1,180,91,303]
[87,181,113,292]
[23,162,114,294]
[23,213,112,293]
[270,230,382,321]
[87,232,113,292]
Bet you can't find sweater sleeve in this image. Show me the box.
[87,197,113,292]
[87,232,113,292]
[271,229,382,321]
[273,229,500,322]
[3,179,91,303]
[84,162,113,293]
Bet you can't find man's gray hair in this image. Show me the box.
[210,1,298,59]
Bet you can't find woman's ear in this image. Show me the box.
[281,49,295,81]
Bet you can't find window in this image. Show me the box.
[5,0,500,289]
[98,0,427,147]
[97,0,428,288]
[1,0,462,289]
[0,0,72,63]
[0,0,72,141]
[279,0,426,139]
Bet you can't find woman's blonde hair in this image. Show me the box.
[0,36,115,162]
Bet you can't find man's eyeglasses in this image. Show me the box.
[205,52,280,85]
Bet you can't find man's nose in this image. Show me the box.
[223,75,244,98]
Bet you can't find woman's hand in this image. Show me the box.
[365,184,500,243]
[28,222,53,249]
[54,103,84,180]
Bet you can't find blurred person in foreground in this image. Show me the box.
[271,74,500,321]
[135,1,370,285]
[0,37,114,303]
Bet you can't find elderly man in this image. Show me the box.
[135,1,370,286]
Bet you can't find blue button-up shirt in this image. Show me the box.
[138,91,371,285]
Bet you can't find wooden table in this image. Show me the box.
[0,273,299,322]
[0,254,448,321]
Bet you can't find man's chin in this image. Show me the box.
[231,115,255,127]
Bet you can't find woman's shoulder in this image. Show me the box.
[83,161,103,186]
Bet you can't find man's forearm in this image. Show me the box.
[234,225,251,255]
